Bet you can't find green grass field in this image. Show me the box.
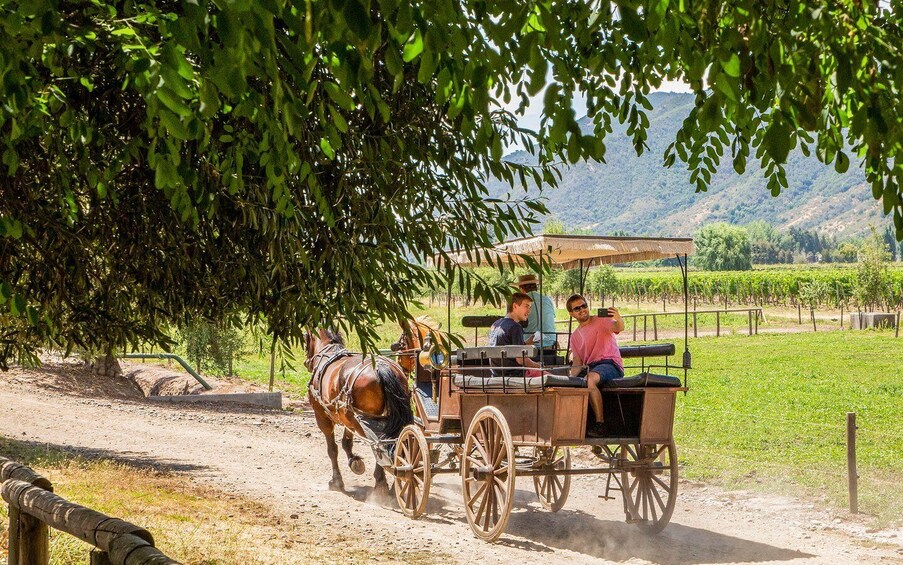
[674,329,902,525]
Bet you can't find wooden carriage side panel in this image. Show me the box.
[639,389,677,444]
[438,374,461,433]
[550,388,589,444]
[459,394,543,444]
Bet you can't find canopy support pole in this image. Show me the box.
[538,251,544,368]
[677,253,691,389]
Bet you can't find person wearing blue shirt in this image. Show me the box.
[515,274,557,353]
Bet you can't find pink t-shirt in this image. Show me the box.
[571,316,623,371]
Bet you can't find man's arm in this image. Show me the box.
[569,352,584,377]
[610,307,625,333]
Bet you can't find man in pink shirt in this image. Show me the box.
[567,293,625,437]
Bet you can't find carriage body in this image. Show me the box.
[391,235,693,541]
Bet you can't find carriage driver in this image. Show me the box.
[566,293,625,437]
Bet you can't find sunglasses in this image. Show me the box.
[570,303,588,312]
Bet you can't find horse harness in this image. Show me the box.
[308,343,390,418]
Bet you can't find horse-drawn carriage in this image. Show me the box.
[306,235,694,542]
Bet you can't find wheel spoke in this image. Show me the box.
[651,473,671,491]
[467,481,489,509]
[650,478,667,512]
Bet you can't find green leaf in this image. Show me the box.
[834,151,849,174]
[764,119,793,163]
[721,54,741,78]
[320,137,336,159]
[10,294,25,317]
[343,0,371,39]
[157,87,192,116]
[402,30,423,62]
[26,305,39,326]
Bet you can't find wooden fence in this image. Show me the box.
[1,457,178,565]
[617,307,765,341]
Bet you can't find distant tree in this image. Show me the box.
[883,226,899,262]
[544,218,567,235]
[694,223,753,271]
[854,228,891,311]
[587,266,618,305]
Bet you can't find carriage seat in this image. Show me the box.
[601,372,682,388]
[452,373,586,391]
[618,343,675,358]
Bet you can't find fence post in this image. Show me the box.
[896,311,900,338]
[716,311,721,337]
[847,412,858,514]
[693,311,698,338]
[653,315,658,341]
[748,310,753,336]
[632,317,636,341]
[643,315,647,341]
[798,303,802,324]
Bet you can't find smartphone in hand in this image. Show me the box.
[597,307,613,318]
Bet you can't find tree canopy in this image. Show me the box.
[2,0,903,365]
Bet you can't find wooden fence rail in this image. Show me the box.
[617,308,765,341]
[1,457,178,565]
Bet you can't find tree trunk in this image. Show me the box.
[90,354,122,378]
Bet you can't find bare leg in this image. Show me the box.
[311,398,344,491]
[342,429,365,475]
[587,371,604,423]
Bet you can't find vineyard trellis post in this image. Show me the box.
[847,412,858,514]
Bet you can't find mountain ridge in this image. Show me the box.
[494,92,886,238]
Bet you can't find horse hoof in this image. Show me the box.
[328,480,344,492]
[350,457,366,475]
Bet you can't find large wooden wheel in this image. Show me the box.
[532,446,571,512]
[393,425,431,519]
[620,442,678,534]
[461,407,515,542]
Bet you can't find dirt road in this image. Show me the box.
[1,365,901,564]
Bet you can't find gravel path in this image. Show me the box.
[1,365,901,564]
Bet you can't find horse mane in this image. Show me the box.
[322,328,345,346]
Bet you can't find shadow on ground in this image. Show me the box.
[0,436,209,474]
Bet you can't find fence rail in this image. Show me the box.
[1,456,178,565]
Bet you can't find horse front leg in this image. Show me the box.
[311,398,345,491]
[341,429,366,475]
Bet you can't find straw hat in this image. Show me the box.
[512,274,539,288]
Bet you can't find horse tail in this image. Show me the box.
[376,361,413,440]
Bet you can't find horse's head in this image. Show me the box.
[303,328,344,371]
[392,316,442,375]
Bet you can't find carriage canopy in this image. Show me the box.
[437,234,694,270]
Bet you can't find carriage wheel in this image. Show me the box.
[461,407,515,542]
[532,447,571,512]
[393,425,431,519]
[620,442,678,534]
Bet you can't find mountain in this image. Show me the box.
[493,92,887,238]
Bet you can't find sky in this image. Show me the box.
[502,80,692,152]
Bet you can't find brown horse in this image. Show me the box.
[304,329,413,492]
